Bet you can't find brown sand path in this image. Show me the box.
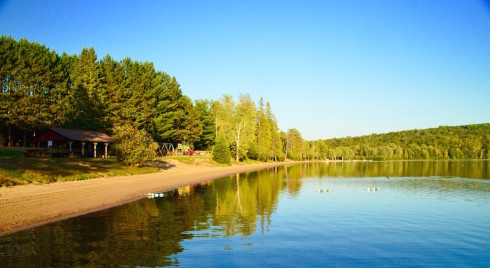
[0,160,299,236]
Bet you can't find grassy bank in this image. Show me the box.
[162,155,231,167]
[1,149,281,187]
[162,155,265,167]
[0,149,159,187]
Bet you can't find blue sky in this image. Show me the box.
[1,0,489,139]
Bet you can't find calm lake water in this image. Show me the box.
[1,160,490,267]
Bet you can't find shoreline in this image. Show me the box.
[0,160,306,236]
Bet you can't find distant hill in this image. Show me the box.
[323,124,490,160]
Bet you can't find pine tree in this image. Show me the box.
[213,132,231,164]
[194,99,216,150]
[266,102,284,161]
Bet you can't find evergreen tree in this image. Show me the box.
[286,128,303,160]
[194,99,216,150]
[213,132,231,164]
[265,101,283,161]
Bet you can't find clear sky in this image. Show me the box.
[1,0,489,140]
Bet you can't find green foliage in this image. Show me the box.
[247,141,258,160]
[0,36,202,155]
[213,133,231,165]
[323,124,490,160]
[112,124,158,166]
[193,99,215,150]
[0,36,293,164]
[286,128,303,160]
[256,98,271,161]
[213,94,257,162]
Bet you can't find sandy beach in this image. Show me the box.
[0,160,299,236]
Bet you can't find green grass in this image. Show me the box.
[163,154,230,167]
[0,149,159,187]
[163,154,268,166]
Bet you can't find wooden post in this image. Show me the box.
[104,143,108,158]
[93,142,98,158]
[68,141,73,152]
[82,142,86,156]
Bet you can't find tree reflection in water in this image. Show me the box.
[0,160,488,267]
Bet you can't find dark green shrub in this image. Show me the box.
[113,124,158,167]
[213,133,231,164]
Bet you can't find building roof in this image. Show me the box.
[35,128,114,143]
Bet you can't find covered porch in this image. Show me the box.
[32,128,114,158]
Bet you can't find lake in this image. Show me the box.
[1,160,490,267]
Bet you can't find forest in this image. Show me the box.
[1,36,489,162]
[0,36,288,163]
[321,124,490,160]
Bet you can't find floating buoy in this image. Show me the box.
[318,189,331,193]
[147,192,165,198]
[367,187,381,192]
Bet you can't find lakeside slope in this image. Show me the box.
[0,160,301,236]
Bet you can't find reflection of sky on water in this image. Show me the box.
[1,161,490,267]
[175,164,490,267]
[264,175,490,267]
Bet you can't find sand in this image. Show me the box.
[0,160,299,236]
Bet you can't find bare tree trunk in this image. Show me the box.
[285,137,288,160]
[23,129,27,147]
[215,118,218,139]
[236,130,240,162]
[235,123,242,162]
[8,126,12,147]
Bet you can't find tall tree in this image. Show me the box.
[266,102,284,161]
[220,94,256,162]
[256,98,271,161]
[194,99,215,150]
[286,128,303,160]
[66,47,105,130]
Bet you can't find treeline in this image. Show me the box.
[2,36,489,162]
[0,36,202,147]
[0,36,288,162]
[273,124,490,161]
[322,124,490,160]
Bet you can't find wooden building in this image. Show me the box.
[33,128,114,158]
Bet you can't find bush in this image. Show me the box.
[247,142,258,160]
[213,133,231,164]
[113,124,158,167]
